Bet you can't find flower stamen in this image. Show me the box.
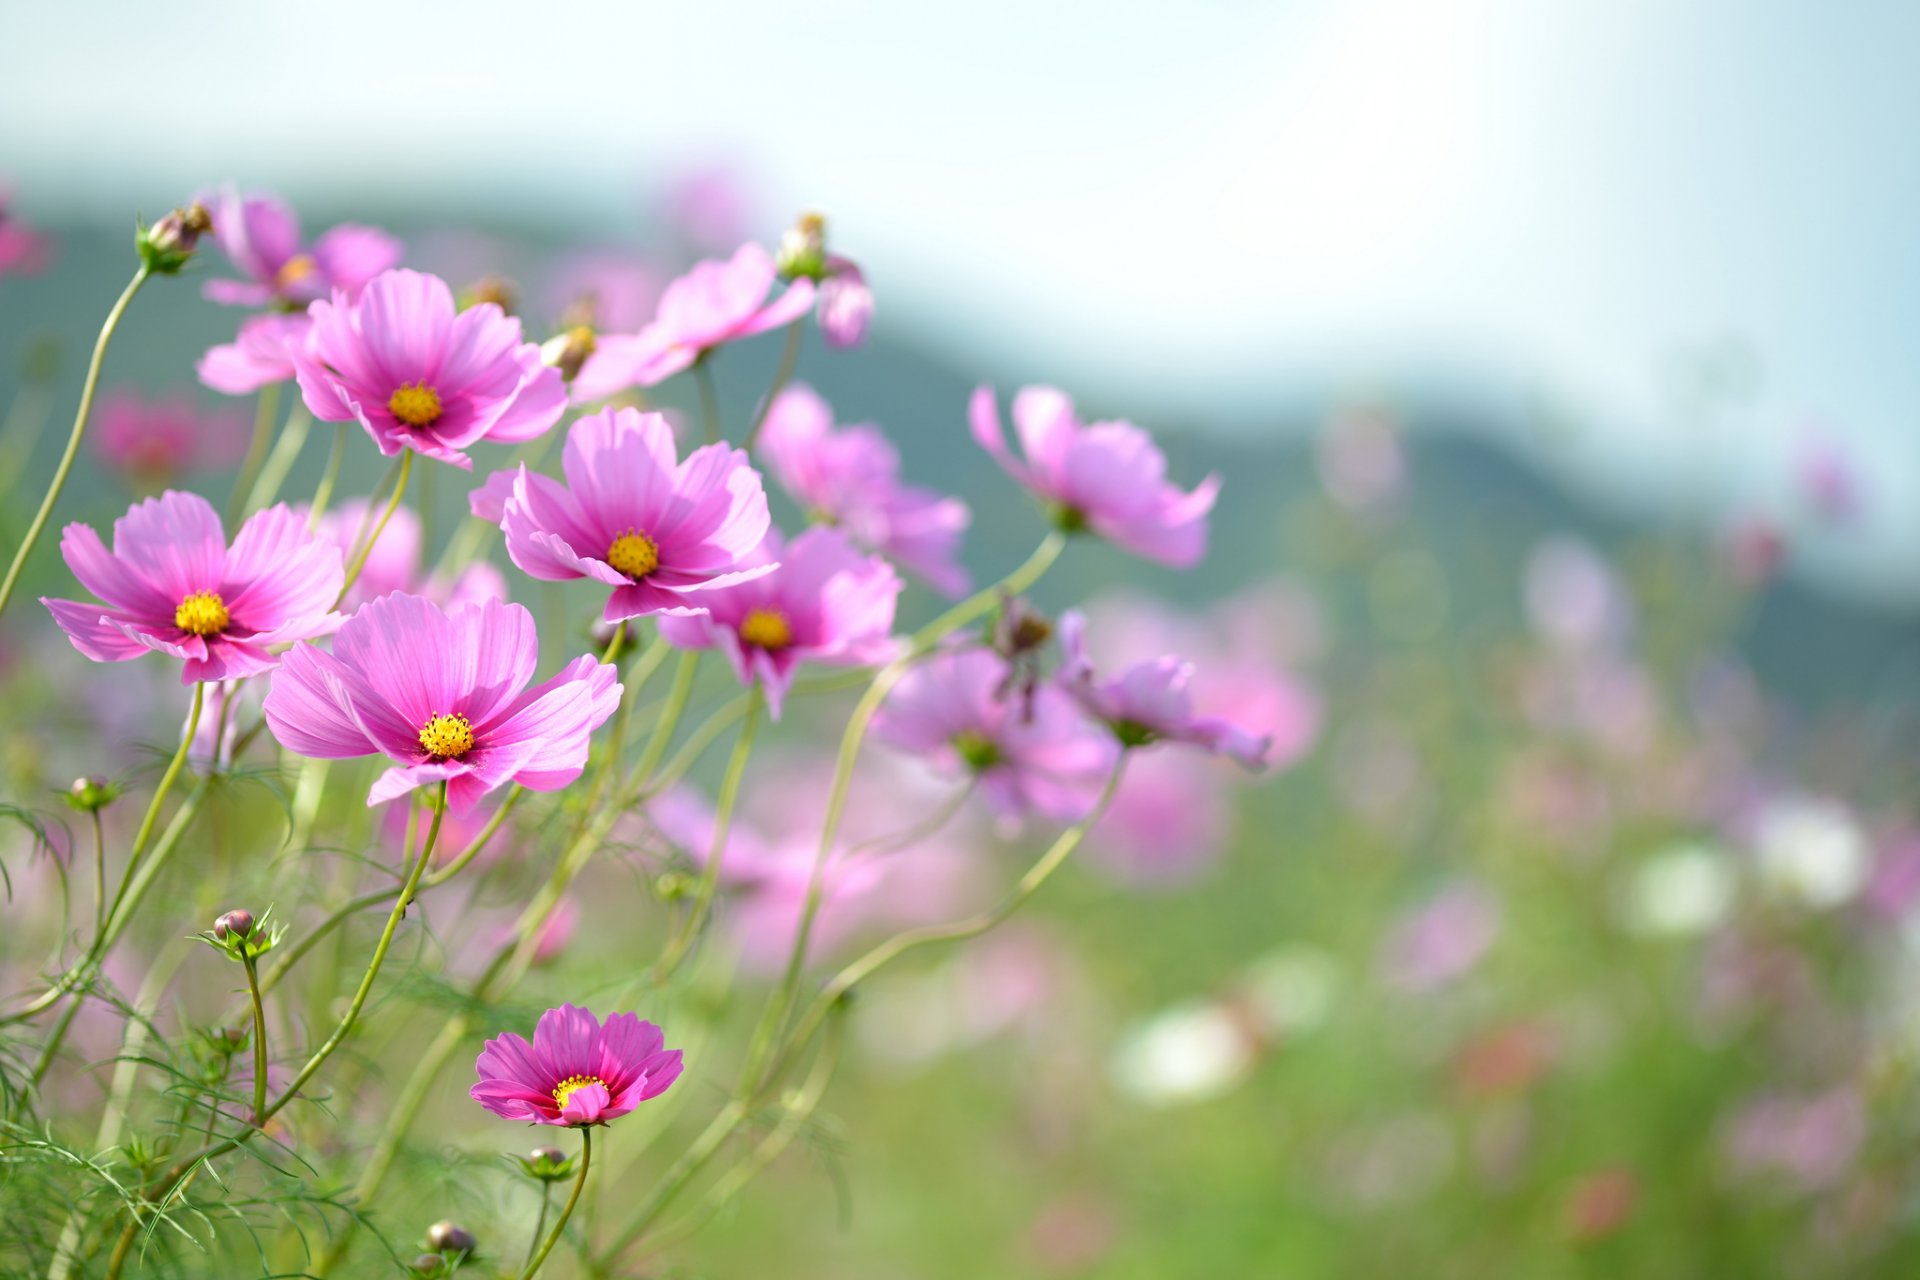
[275,253,317,289]
[606,528,660,579]
[418,712,475,760]
[388,381,443,427]
[552,1073,607,1111]
[174,590,230,637]
[738,606,792,650]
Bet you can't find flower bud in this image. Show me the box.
[652,871,692,902]
[461,276,517,314]
[517,1145,576,1182]
[426,1221,477,1256]
[213,909,255,941]
[539,325,598,383]
[775,212,828,281]
[137,202,212,275]
[407,1253,447,1277]
[64,776,118,813]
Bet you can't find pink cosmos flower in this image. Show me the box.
[816,256,872,349]
[90,389,250,485]
[658,526,901,718]
[293,268,567,469]
[262,593,620,813]
[969,386,1218,566]
[198,313,312,396]
[200,187,401,309]
[571,244,816,400]
[0,190,53,276]
[1058,611,1270,768]
[873,648,1118,823]
[473,406,773,621]
[470,1004,682,1127]
[42,491,344,684]
[758,384,972,595]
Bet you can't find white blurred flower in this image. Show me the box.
[1110,1001,1256,1106]
[1621,843,1737,936]
[1751,796,1869,909]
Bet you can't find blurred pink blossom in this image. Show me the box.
[1380,883,1501,993]
[91,389,251,485]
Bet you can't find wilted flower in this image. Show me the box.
[473,406,772,621]
[200,187,400,309]
[969,385,1217,566]
[263,594,620,813]
[293,268,566,469]
[571,243,815,400]
[658,526,901,718]
[42,491,344,683]
[756,384,971,595]
[470,1003,682,1127]
[873,648,1117,822]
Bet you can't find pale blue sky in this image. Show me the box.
[2,0,1915,600]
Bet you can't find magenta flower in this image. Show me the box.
[91,389,250,485]
[816,256,872,349]
[471,1004,682,1127]
[42,491,344,684]
[873,649,1118,822]
[572,244,816,400]
[969,386,1218,567]
[473,406,773,621]
[198,313,312,396]
[201,187,401,308]
[293,268,567,469]
[658,526,901,718]
[758,384,972,595]
[0,190,53,277]
[1058,611,1270,769]
[262,593,620,813]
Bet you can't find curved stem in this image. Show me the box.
[692,357,721,444]
[743,321,802,451]
[228,382,282,525]
[631,649,700,788]
[524,1183,554,1273]
[520,1128,591,1280]
[334,450,411,606]
[651,685,762,982]
[241,954,267,1125]
[242,400,312,514]
[115,684,206,911]
[0,265,150,621]
[306,424,349,530]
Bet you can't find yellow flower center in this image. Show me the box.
[275,253,317,288]
[418,713,475,760]
[174,590,230,637]
[552,1073,608,1111]
[606,529,660,579]
[738,606,792,650]
[388,381,443,427]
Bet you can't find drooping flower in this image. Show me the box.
[90,389,250,487]
[658,526,901,718]
[200,187,401,309]
[293,269,567,469]
[969,385,1217,566]
[262,593,620,813]
[473,407,773,621]
[42,490,344,684]
[571,244,816,401]
[198,313,312,396]
[815,256,872,349]
[1057,611,1270,768]
[470,1004,682,1127]
[757,384,971,595]
[873,648,1118,822]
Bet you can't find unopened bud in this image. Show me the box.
[64,776,117,813]
[775,211,828,281]
[213,909,254,941]
[517,1145,575,1182]
[137,202,212,275]
[653,871,691,902]
[540,325,598,383]
[408,1253,447,1277]
[426,1221,477,1256]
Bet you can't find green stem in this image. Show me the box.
[520,1128,591,1280]
[228,382,282,525]
[692,357,721,444]
[652,685,761,982]
[0,264,150,621]
[242,400,312,514]
[242,954,267,1125]
[110,683,206,920]
[89,811,105,935]
[334,450,411,606]
[743,321,802,452]
[306,424,349,530]
[524,1183,554,1273]
[631,649,700,787]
